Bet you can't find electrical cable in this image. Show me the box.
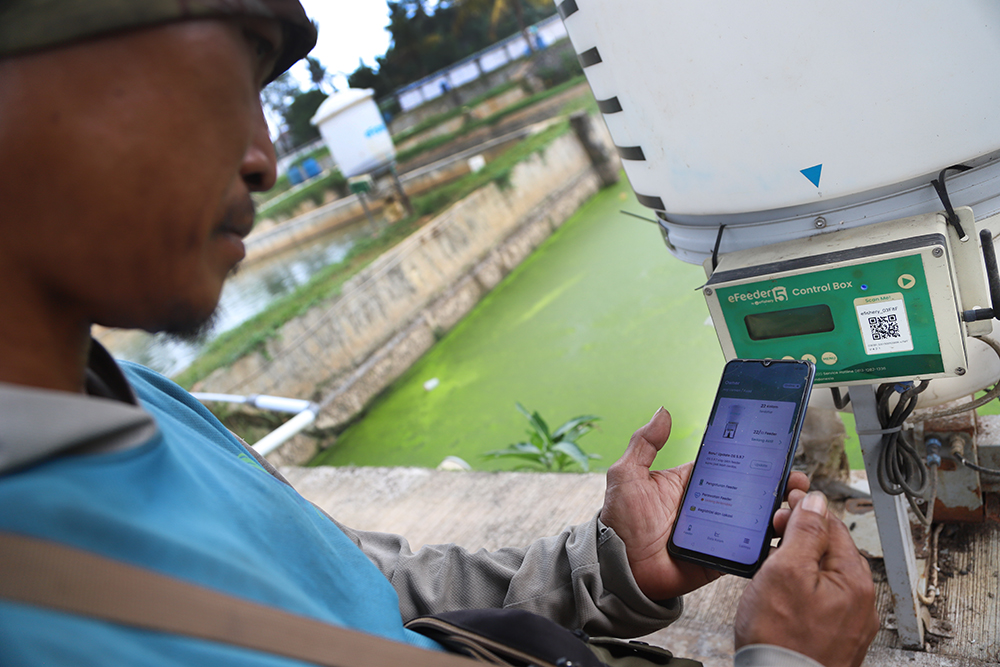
[954,454,1000,476]
[830,387,851,409]
[931,164,973,241]
[619,210,658,224]
[948,429,1000,477]
[711,224,726,271]
[875,380,933,523]
[920,336,1000,420]
[917,523,944,607]
[915,439,940,605]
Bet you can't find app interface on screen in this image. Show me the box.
[673,363,809,565]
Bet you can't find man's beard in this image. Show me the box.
[161,263,240,343]
[163,307,219,343]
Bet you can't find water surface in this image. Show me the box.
[320,180,727,471]
[112,218,374,376]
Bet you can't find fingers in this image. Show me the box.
[616,407,672,471]
[772,487,807,535]
[786,471,810,496]
[772,491,831,567]
[738,492,879,667]
[786,487,808,510]
[824,511,872,577]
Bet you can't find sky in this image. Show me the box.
[292,1,395,92]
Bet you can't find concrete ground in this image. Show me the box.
[282,466,1000,666]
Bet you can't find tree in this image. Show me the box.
[346,0,555,102]
[285,89,328,147]
[348,60,389,98]
[261,71,302,138]
[455,0,552,51]
[306,56,335,93]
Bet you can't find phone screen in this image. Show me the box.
[667,359,815,577]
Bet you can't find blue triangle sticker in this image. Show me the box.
[801,164,822,188]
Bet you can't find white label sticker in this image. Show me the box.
[855,293,913,355]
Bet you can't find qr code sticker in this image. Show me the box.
[856,295,912,355]
[868,314,899,340]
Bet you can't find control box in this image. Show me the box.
[703,209,990,386]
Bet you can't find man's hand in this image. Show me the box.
[600,407,808,601]
[735,491,880,667]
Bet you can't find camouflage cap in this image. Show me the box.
[0,0,317,84]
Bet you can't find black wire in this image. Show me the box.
[875,381,931,504]
[955,454,1000,476]
[931,164,973,241]
[619,210,658,224]
[711,224,726,271]
[831,387,851,409]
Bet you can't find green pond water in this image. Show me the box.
[314,178,869,471]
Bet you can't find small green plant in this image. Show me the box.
[486,403,601,472]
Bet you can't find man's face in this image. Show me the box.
[0,18,283,335]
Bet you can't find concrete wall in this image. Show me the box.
[387,38,575,137]
[394,86,527,154]
[193,115,618,464]
[245,128,534,264]
[394,14,567,113]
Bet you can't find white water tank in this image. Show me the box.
[560,1,1000,264]
[311,88,395,178]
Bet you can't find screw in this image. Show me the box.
[704,287,714,296]
[932,247,944,258]
[956,367,967,375]
[814,217,827,229]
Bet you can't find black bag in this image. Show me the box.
[406,608,703,667]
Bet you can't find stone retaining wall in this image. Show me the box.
[193,114,618,464]
[311,167,602,434]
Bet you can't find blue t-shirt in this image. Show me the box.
[0,362,441,666]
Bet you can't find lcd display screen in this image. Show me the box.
[744,304,835,341]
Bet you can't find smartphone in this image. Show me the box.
[667,358,815,577]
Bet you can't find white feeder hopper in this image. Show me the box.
[559,1,1000,265]
[311,88,395,179]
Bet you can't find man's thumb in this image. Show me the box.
[777,491,831,562]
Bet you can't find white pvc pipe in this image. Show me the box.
[249,395,313,414]
[253,409,317,457]
[191,392,319,456]
[192,392,312,414]
[191,392,250,406]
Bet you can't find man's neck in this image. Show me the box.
[0,297,92,393]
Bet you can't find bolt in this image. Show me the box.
[814,216,827,229]
[704,287,714,296]
[932,247,944,258]
[956,367,967,375]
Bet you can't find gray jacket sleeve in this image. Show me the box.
[330,512,682,638]
[244,448,678,635]
[734,645,824,667]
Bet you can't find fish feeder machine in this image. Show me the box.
[561,0,1000,648]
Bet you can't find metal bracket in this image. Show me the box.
[851,384,925,648]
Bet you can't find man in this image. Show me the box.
[0,2,879,665]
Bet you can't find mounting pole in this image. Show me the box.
[389,162,414,217]
[851,383,924,647]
